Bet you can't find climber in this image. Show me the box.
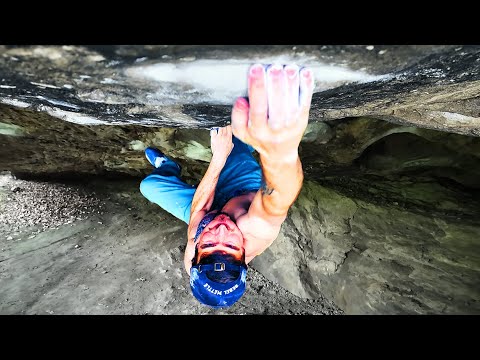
[139,63,315,308]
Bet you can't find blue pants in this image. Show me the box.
[140,136,262,224]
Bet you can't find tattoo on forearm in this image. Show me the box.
[261,179,274,195]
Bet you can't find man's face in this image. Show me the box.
[196,213,245,262]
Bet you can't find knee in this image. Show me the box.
[139,178,155,199]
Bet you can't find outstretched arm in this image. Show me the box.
[232,63,314,260]
[189,126,233,218]
[184,126,233,273]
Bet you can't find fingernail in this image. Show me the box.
[285,64,299,79]
[249,64,264,77]
[301,68,312,78]
[234,97,248,110]
[267,64,283,76]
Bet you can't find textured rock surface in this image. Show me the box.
[1,45,479,314]
[1,45,479,135]
[255,180,479,314]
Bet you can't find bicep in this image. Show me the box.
[241,191,287,261]
[247,190,288,227]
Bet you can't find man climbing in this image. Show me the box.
[140,63,314,308]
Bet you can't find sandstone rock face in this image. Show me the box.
[256,180,479,314]
[1,45,479,314]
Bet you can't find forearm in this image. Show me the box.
[190,155,226,215]
[259,153,304,216]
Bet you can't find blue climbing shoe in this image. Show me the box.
[145,147,167,168]
[145,147,182,171]
[145,147,181,172]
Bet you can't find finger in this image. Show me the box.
[225,125,233,148]
[299,67,315,124]
[225,124,232,138]
[284,64,300,126]
[247,63,268,128]
[231,97,250,142]
[266,64,287,130]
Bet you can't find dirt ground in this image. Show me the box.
[0,173,343,315]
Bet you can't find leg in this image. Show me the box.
[140,164,195,224]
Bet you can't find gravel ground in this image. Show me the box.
[0,173,105,236]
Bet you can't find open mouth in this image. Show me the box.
[209,219,232,231]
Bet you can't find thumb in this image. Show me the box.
[231,97,250,143]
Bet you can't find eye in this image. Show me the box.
[226,244,240,250]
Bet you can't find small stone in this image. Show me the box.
[74,244,80,249]
[378,50,387,55]
[366,45,374,51]
[7,236,13,240]
[10,186,21,192]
